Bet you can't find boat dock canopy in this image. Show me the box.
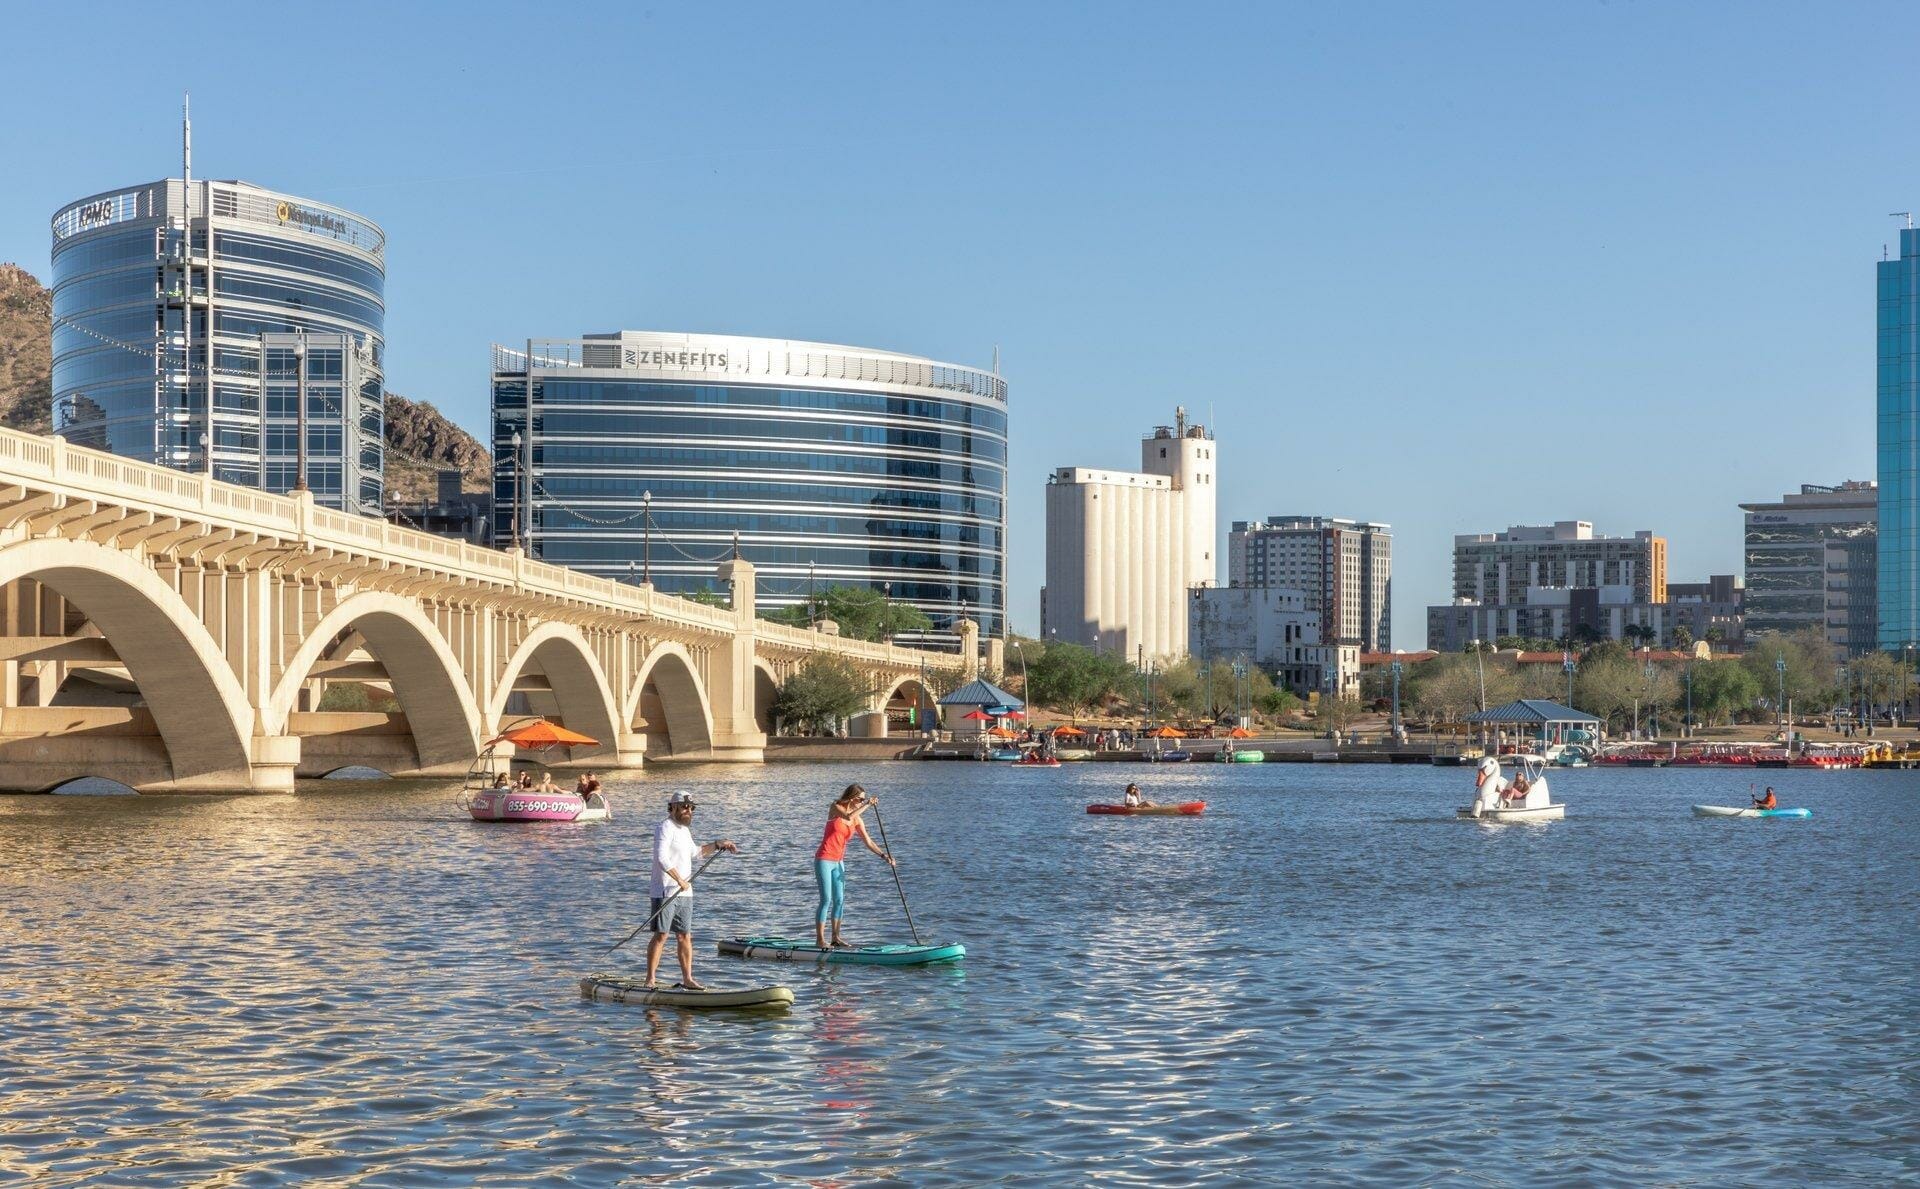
[939,678,1024,710]
[1466,699,1600,725]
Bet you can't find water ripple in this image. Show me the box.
[0,764,1914,1183]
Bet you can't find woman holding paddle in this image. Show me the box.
[815,784,895,949]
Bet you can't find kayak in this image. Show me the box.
[578,974,794,1010]
[1087,801,1206,816]
[719,936,967,966]
[1692,804,1813,819]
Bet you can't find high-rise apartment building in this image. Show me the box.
[1227,516,1391,650]
[1878,227,1920,652]
[1426,521,1668,650]
[1042,409,1216,661]
[50,176,386,514]
[1740,482,1877,655]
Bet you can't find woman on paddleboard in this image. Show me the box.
[815,784,894,949]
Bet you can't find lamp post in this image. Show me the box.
[1471,639,1486,712]
[1775,656,1788,748]
[1838,665,1850,735]
[1684,662,1693,737]
[509,429,522,549]
[1563,650,1576,709]
[1390,659,1403,735]
[807,561,817,628]
[292,330,308,492]
[641,489,652,586]
[883,581,893,644]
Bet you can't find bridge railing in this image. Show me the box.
[1,428,944,663]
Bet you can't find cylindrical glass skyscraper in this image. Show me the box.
[492,332,1008,647]
[50,179,386,513]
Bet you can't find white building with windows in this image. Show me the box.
[1042,409,1216,662]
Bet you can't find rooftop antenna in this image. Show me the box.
[991,344,1000,374]
[182,92,191,189]
[1893,211,1913,229]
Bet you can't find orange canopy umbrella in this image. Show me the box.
[493,720,599,749]
[1149,726,1186,738]
[987,726,1020,738]
[1227,726,1257,738]
[1051,725,1086,737]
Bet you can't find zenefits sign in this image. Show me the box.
[623,347,730,370]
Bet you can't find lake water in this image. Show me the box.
[1,762,1915,1185]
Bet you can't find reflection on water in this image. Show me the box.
[1,763,1915,1184]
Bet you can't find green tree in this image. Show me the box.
[1670,624,1694,651]
[770,655,874,734]
[1685,660,1761,727]
[762,583,934,642]
[1741,628,1838,718]
[679,586,729,608]
[1026,642,1135,716]
[1254,687,1299,718]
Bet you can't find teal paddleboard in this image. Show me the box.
[719,936,966,966]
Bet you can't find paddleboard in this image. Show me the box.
[578,974,794,1009]
[719,937,966,966]
[1691,804,1812,819]
[1087,801,1206,816]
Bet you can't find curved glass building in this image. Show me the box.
[50,179,385,513]
[492,332,1007,646]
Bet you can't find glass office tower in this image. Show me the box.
[50,180,385,513]
[492,332,1008,648]
[1878,228,1920,653]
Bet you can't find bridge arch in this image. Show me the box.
[753,659,780,734]
[266,592,482,770]
[626,641,715,758]
[489,622,621,758]
[0,537,253,784]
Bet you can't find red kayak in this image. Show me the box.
[1087,801,1205,816]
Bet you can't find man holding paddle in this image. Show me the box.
[646,790,738,990]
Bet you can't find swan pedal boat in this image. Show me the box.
[1458,755,1566,823]
[1692,804,1812,819]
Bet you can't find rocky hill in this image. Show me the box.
[381,391,492,504]
[0,263,489,504]
[0,264,52,433]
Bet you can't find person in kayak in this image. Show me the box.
[1122,783,1156,809]
[646,790,739,990]
[1753,786,1778,810]
[815,784,894,950]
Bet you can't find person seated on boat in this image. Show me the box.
[815,784,894,950]
[516,771,535,791]
[1122,783,1155,809]
[537,772,559,794]
[584,773,603,798]
[575,773,593,796]
[1503,773,1529,803]
[1754,786,1778,810]
[491,772,510,790]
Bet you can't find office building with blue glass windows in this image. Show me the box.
[1880,227,1920,654]
[50,179,385,513]
[492,332,1007,648]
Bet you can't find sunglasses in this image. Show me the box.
[673,803,697,812]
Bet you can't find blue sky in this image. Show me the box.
[0,2,1903,644]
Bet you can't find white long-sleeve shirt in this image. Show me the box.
[651,817,698,899]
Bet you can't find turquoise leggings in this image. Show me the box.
[814,859,846,924]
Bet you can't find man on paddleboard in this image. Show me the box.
[646,791,738,990]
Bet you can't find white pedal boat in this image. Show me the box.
[1458,754,1566,822]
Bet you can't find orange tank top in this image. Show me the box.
[816,815,853,861]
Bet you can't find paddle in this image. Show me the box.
[867,799,922,946]
[605,849,729,955]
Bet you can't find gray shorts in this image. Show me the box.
[650,895,693,935]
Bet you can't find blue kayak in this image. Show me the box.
[719,936,966,966]
[1692,804,1812,819]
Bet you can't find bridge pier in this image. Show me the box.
[708,556,769,764]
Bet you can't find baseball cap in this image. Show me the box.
[667,790,697,807]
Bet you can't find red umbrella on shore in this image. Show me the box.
[961,709,993,722]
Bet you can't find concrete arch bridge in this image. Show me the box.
[0,429,975,792]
